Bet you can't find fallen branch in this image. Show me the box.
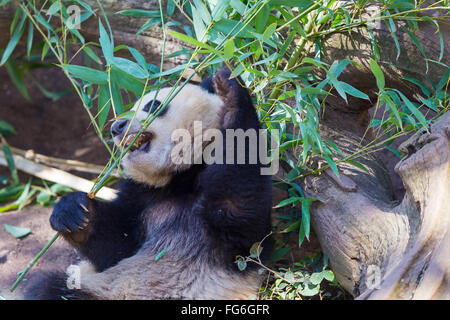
[0,144,119,177]
[0,151,117,201]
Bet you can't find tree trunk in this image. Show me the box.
[300,110,449,299]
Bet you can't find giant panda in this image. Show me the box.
[26,69,273,300]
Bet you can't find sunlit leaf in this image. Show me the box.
[4,224,31,239]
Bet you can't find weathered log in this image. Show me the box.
[300,110,449,299]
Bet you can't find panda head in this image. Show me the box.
[110,77,229,187]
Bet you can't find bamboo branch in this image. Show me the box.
[0,151,117,201]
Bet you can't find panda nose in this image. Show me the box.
[111,119,128,136]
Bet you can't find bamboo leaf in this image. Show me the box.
[111,57,148,79]
[395,89,428,129]
[2,143,19,184]
[62,65,108,84]
[99,19,113,65]
[369,59,385,91]
[4,224,31,239]
[0,9,26,66]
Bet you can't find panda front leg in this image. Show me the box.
[50,192,91,245]
[49,190,145,272]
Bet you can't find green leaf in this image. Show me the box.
[99,19,113,65]
[386,146,402,159]
[4,224,31,239]
[167,0,175,16]
[168,30,220,55]
[255,5,269,33]
[110,80,123,114]
[249,242,263,258]
[324,154,339,177]
[323,270,335,282]
[0,9,26,66]
[230,0,246,14]
[46,2,60,16]
[34,14,55,34]
[62,65,108,84]
[402,26,428,72]
[345,159,369,173]
[223,39,235,59]
[237,258,247,271]
[383,92,403,130]
[111,57,148,79]
[127,47,148,72]
[26,20,33,56]
[211,0,230,21]
[274,197,302,208]
[300,199,311,241]
[50,184,72,194]
[328,75,347,103]
[36,190,51,206]
[97,84,111,130]
[436,67,450,92]
[154,249,167,261]
[298,283,320,297]
[82,46,102,65]
[4,57,30,101]
[270,0,313,7]
[262,23,277,42]
[2,143,19,184]
[0,121,15,137]
[369,59,385,91]
[395,90,428,129]
[213,19,256,38]
[270,247,291,262]
[192,5,207,41]
[0,185,23,202]
[403,76,431,96]
[193,0,211,25]
[300,87,327,96]
[340,82,369,100]
[282,220,300,233]
[136,18,162,35]
[310,272,326,285]
[110,66,145,95]
[117,9,160,17]
[16,179,34,210]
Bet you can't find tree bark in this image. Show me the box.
[298,109,449,299]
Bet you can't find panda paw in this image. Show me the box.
[50,192,90,233]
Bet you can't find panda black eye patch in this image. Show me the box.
[143,100,168,117]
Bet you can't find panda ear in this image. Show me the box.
[212,69,240,128]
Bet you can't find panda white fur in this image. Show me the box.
[26,69,273,300]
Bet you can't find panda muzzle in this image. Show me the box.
[124,132,153,153]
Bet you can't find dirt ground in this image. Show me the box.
[0,207,80,299]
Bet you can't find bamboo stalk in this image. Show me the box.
[0,143,119,177]
[0,151,117,201]
[9,233,60,293]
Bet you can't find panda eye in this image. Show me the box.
[143,100,161,113]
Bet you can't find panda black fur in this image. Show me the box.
[26,69,273,300]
